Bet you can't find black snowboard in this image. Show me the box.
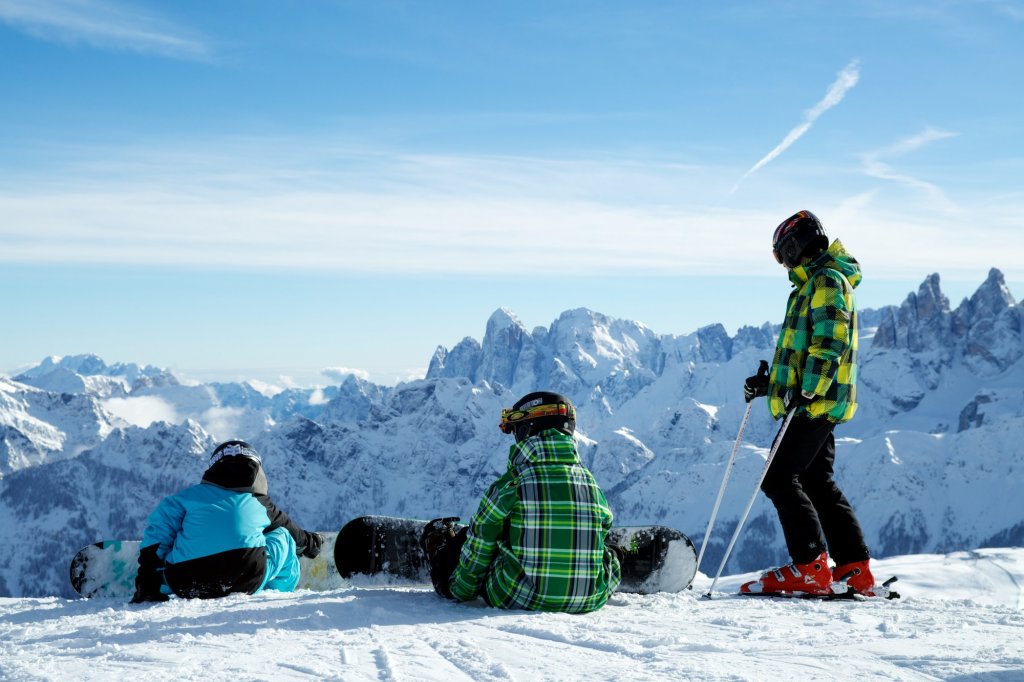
[334,515,697,594]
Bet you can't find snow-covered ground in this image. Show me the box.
[2,549,1021,681]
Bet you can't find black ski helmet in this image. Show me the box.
[499,391,576,442]
[210,439,262,465]
[206,439,268,495]
[772,210,829,268]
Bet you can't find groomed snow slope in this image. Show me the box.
[1,548,1021,681]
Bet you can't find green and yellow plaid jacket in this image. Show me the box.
[449,429,621,613]
[768,239,860,423]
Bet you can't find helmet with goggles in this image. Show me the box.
[772,210,828,269]
[499,392,576,442]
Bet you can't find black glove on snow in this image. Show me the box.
[130,590,169,604]
[299,531,324,559]
[131,589,170,604]
[743,360,770,403]
[131,544,170,604]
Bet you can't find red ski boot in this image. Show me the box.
[740,552,832,596]
[832,559,885,597]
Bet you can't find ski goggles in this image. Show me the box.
[771,213,805,264]
[499,403,575,433]
[210,440,262,464]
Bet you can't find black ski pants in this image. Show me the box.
[760,415,870,566]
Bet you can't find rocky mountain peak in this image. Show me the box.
[953,268,1016,329]
[872,273,953,353]
[952,268,1022,372]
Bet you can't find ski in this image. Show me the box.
[738,576,900,601]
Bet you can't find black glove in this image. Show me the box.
[419,517,461,559]
[743,360,770,403]
[130,590,169,604]
[786,389,816,411]
[131,544,170,604]
[299,531,324,559]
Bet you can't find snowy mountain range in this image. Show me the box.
[1,268,1021,598]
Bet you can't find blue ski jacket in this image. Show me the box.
[139,456,308,599]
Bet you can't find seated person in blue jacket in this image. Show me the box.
[131,440,323,602]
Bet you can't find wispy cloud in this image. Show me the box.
[322,367,372,383]
[733,59,861,192]
[0,0,209,59]
[0,138,745,275]
[199,406,247,442]
[245,379,285,398]
[101,395,179,428]
[0,133,1016,280]
[860,127,960,211]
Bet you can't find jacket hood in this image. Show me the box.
[201,456,269,495]
[789,239,862,289]
[508,428,579,469]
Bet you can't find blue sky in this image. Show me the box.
[2,1,1021,386]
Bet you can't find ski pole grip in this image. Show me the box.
[757,360,769,379]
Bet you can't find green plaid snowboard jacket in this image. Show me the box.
[768,239,861,423]
[449,429,621,613]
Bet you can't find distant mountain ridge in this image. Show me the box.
[1,269,1021,597]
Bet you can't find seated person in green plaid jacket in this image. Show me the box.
[420,391,621,613]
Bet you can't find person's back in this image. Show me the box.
[132,440,322,602]
[423,392,621,614]
[453,427,617,612]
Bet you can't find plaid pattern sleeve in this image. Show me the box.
[448,430,621,613]
[448,469,519,602]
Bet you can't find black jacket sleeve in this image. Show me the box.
[255,493,308,549]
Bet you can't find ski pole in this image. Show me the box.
[703,404,798,599]
[694,400,750,576]
[694,361,768,577]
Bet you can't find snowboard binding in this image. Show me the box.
[419,517,462,560]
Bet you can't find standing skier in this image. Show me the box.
[740,210,880,597]
[131,440,323,602]
[420,392,621,613]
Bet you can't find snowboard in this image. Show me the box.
[69,532,342,599]
[334,515,698,594]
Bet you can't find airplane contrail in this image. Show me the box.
[732,59,861,193]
